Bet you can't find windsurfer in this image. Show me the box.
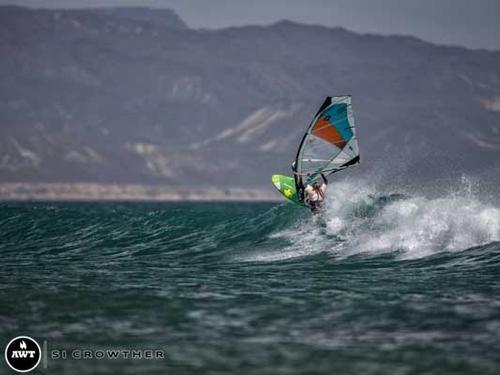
[292,161,328,214]
[303,173,328,215]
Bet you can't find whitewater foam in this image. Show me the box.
[325,181,500,259]
[249,180,500,262]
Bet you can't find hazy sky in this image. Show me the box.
[2,0,500,50]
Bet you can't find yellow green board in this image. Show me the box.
[271,174,305,206]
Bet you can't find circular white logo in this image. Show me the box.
[4,336,41,373]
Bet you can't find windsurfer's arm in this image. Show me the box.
[320,173,328,185]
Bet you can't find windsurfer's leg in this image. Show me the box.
[309,201,321,215]
[296,177,305,201]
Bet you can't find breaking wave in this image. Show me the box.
[242,180,500,262]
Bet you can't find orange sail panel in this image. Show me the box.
[312,118,346,148]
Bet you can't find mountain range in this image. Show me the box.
[1,6,499,194]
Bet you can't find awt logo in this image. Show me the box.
[4,336,41,372]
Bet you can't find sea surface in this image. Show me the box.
[1,182,500,374]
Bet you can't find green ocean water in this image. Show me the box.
[1,184,500,374]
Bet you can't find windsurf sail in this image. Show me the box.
[295,96,360,186]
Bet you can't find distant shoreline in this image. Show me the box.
[0,183,281,202]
